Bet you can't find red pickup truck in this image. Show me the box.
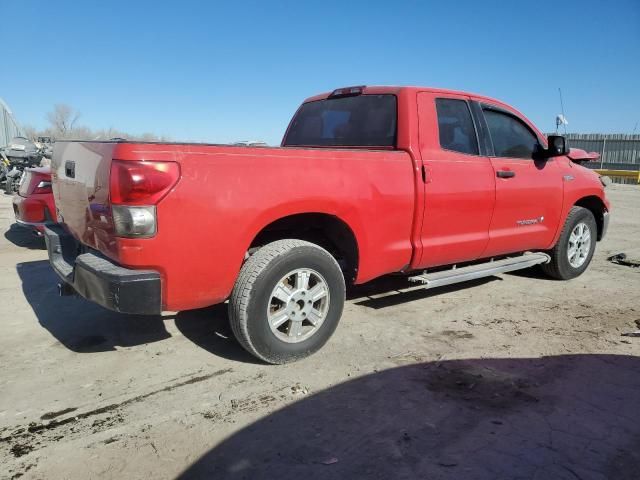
[45,86,610,363]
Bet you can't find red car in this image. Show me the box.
[13,166,56,235]
[45,86,610,363]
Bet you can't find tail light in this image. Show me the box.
[110,160,180,238]
[33,180,52,194]
[110,160,180,205]
[112,205,157,237]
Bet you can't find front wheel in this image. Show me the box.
[230,239,346,364]
[541,206,597,280]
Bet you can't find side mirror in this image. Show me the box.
[546,135,570,157]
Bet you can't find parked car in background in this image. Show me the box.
[1,136,50,194]
[12,166,56,235]
[45,85,610,364]
[36,136,54,160]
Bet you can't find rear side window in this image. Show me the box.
[435,98,479,155]
[283,94,397,148]
[483,109,540,159]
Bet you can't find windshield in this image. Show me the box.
[283,94,397,148]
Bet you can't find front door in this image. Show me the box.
[415,92,496,268]
[480,105,563,257]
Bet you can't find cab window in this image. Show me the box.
[435,98,479,155]
[283,94,397,148]
[483,108,540,159]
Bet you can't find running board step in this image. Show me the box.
[408,253,550,289]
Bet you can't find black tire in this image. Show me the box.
[229,239,346,364]
[541,206,597,280]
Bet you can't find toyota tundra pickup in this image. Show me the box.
[45,86,610,363]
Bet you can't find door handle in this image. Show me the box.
[421,165,431,183]
[497,170,515,178]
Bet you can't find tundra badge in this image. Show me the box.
[516,216,544,226]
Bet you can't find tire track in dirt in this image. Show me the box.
[1,368,233,463]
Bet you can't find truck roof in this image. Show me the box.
[303,85,513,110]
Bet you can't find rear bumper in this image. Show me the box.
[15,219,52,234]
[44,224,162,315]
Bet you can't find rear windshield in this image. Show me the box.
[283,94,397,148]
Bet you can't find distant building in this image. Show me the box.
[0,98,24,147]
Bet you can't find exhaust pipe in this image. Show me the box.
[58,282,76,297]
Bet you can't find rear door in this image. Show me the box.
[479,105,563,256]
[415,92,495,268]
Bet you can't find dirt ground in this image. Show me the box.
[1,186,639,480]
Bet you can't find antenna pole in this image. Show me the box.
[558,88,567,135]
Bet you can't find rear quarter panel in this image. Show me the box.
[112,144,416,311]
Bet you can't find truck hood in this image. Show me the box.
[567,148,600,163]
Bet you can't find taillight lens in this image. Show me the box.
[33,180,52,194]
[110,160,180,205]
[112,205,157,238]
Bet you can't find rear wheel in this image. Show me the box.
[230,239,346,364]
[542,206,597,280]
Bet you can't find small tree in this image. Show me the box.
[22,125,39,141]
[46,104,80,138]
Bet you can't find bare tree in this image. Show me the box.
[46,104,81,138]
[22,125,39,141]
[27,104,168,142]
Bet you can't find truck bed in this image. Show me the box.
[51,141,418,311]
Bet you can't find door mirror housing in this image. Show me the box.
[545,135,570,157]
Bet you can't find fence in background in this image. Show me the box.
[563,133,640,171]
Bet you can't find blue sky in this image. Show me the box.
[2,0,639,144]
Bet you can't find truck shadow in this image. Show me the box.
[16,260,259,362]
[348,275,499,309]
[4,224,46,250]
[505,265,552,280]
[15,261,544,362]
[178,353,640,479]
[16,260,171,352]
[174,305,263,364]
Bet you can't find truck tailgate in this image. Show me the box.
[51,141,116,251]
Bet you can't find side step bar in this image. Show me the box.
[408,252,550,289]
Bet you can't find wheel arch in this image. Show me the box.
[248,212,360,284]
[574,195,607,241]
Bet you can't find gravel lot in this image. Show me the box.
[1,185,639,480]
